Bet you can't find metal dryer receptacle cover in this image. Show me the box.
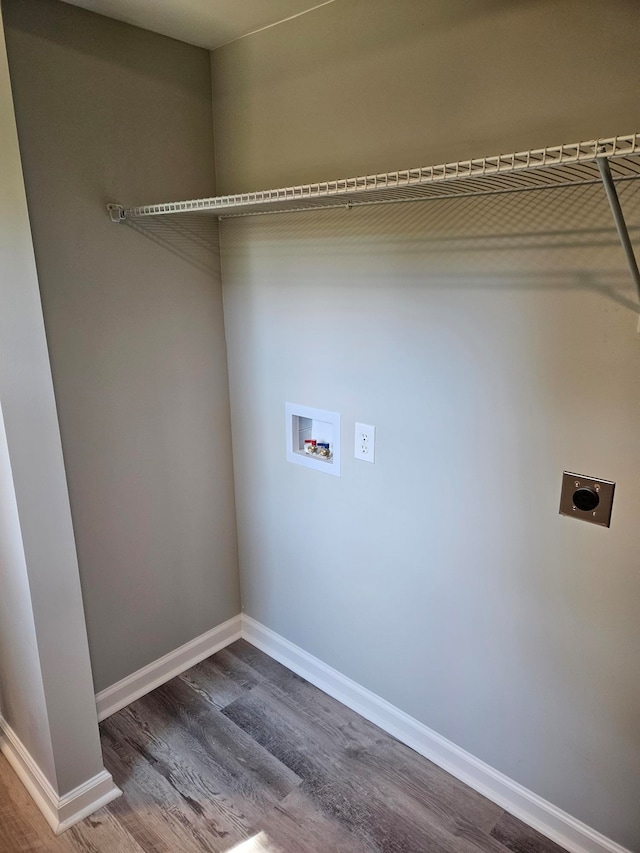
[559,471,615,528]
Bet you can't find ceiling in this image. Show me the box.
[59,0,337,50]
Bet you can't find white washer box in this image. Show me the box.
[285,403,340,477]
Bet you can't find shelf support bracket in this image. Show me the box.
[596,157,640,304]
[107,204,126,223]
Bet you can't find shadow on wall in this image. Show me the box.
[127,179,640,316]
[124,214,221,277]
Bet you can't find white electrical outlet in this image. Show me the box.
[355,423,375,463]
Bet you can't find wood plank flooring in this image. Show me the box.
[0,640,569,853]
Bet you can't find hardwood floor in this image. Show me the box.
[0,640,568,853]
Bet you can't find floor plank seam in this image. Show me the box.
[3,639,577,853]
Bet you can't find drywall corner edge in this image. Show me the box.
[240,615,633,853]
[0,716,121,834]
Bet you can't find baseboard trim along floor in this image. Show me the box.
[0,716,121,835]
[95,613,243,722]
[241,615,631,853]
[89,611,629,853]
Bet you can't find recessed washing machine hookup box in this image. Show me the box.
[285,403,341,476]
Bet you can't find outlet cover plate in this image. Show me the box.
[559,471,615,528]
[355,423,375,463]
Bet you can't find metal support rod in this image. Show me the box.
[597,157,640,303]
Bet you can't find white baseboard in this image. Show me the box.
[95,614,242,721]
[90,610,629,853]
[0,716,121,835]
[242,615,631,853]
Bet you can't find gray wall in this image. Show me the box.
[0,5,106,795]
[212,0,640,194]
[0,400,56,787]
[212,0,640,847]
[3,0,240,693]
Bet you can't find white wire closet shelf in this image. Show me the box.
[108,134,640,301]
[109,134,640,220]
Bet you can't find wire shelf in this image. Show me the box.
[110,134,640,222]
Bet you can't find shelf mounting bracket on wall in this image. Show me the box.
[107,203,126,223]
[596,156,640,304]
